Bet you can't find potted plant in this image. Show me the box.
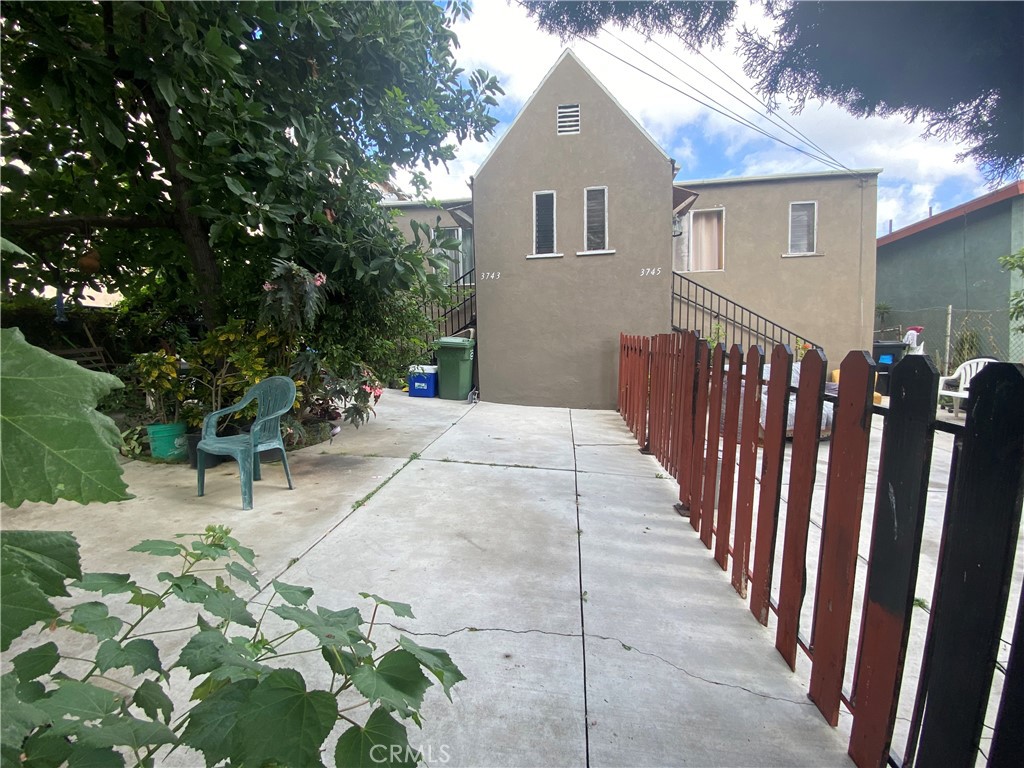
[129,349,187,460]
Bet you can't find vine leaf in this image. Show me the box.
[234,670,337,767]
[359,593,415,619]
[132,680,173,725]
[334,707,417,768]
[0,328,131,507]
[179,678,256,767]
[11,642,60,682]
[272,579,314,606]
[351,650,432,717]
[95,638,163,676]
[398,636,466,699]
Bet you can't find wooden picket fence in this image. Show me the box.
[617,330,1024,768]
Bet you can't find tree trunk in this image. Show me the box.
[140,84,225,330]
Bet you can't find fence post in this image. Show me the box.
[676,332,698,511]
[714,344,744,571]
[989,585,1024,766]
[750,343,793,626]
[916,364,1024,766]
[688,339,711,532]
[731,344,764,599]
[847,355,938,767]
[809,351,876,726]
[775,349,827,669]
[699,343,726,550]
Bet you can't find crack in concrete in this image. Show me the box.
[388,623,814,709]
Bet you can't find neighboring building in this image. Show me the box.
[387,50,879,408]
[876,181,1024,366]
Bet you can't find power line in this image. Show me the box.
[580,35,849,172]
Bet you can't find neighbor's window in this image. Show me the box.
[788,201,817,254]
[674,208,724,271]
[533,191,556,255]
[584,187,608,252]
[435,227,475,281]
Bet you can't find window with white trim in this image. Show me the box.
[557,104,580,135]
[788,201,817,255]
[435,227,475,281]
[533,191,556,255]
[673,208,724,272]
[583,187,608,252]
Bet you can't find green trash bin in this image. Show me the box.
[436,336,475,400]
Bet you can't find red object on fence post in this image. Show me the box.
[731,345,764,598]
[700,344,726,550]
[775,349,827,670]
[676,332,698,510]
[750,343,794,626]
[688,340,711,532]
[714,344,744,571]
[848,355,938,768]
[809,351,877,727]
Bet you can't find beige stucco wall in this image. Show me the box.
[473,52,674,409]
[678,172,878,365]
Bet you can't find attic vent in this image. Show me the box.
[557,104,580,135]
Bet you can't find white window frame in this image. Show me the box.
[529,190,561,258]
[675,207,725,272]
[578,186,614,256]
[786,201,820,256]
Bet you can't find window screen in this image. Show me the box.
[534,192,555,254]
[789,202,816,254]
[585,187,607,251]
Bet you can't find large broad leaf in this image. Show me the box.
[234,670,337,768]
[179,679,256,768]
[0,328,131,507]
[350,650,432,718]
[1,672,51,766]
[398,636,466,700]
[0,531,80,651]
[334,707,418,768]
[95,638,163,676]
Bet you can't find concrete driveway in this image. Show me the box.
[2,392,853,767]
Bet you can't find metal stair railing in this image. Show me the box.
[672,271,820,351]
[424,267,476,345]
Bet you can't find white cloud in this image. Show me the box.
[410,0,994,233]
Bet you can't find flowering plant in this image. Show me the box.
[260,259,328,333]
[303,365,383,428]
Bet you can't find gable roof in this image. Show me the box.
[474,49,672,178]
[877,180,1024,247]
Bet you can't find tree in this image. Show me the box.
[524,1,1023,184]
[1,1,502,328]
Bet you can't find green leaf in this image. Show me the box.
[100,115,126,150]
[132,680,173,724]
[360,593,415,619]
[224,176,248,197]
[350,650,432,717]
[334,707,418,768]
[225,561,259,591]
[0,329,130,507]
[158,572,215,603]
[203,590,257,627]
[78,716,177,751]
[73,572,136,596]
[155,76,177,108]
[12,642,60,681]
[176,630,263,679]
[22,728,73,767]
[271,604,364,645]
[1,672,51,765]
[36,680,119,723]
[2,529,81,597]
[66,602,122,641]
[66,744,125,767]
[398,636,466,699]
[235,669,337,768]
[0,564,59,652]
[95,638,163,675]
[0,236,30,256]
[129,539,185,557]
[272,579,313,606]
[180,679,255,767]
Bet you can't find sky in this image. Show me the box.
[402,0,998,237]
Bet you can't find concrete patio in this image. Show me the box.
[1,392,861,767]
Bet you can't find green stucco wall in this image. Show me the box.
[876,196,1021,364]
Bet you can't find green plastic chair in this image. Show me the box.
[197,375,296,510]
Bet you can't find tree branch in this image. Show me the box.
[3,214,176,234]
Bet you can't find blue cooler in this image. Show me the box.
[408,365,438,398]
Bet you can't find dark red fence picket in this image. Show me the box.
[617,331,1024,768]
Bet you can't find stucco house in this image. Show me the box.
[388,50,878,408]
[875,181,1024,366]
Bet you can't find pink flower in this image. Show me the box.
[263,281,277,292]
[313,272,327,287]
[361,384,373,394]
